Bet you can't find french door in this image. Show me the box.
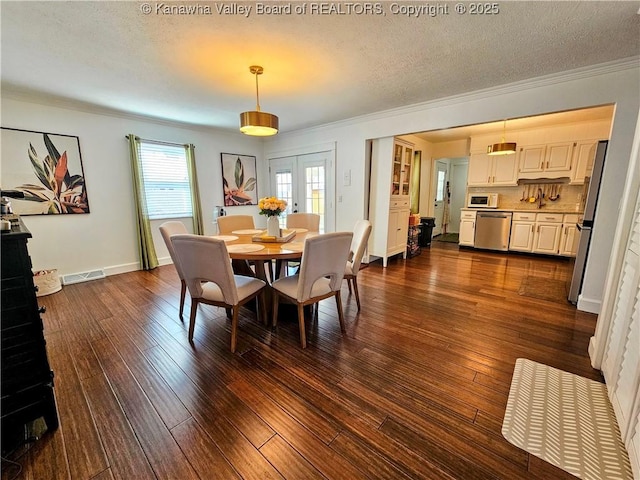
[268,151,334,233]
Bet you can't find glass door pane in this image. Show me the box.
[303,164,325,233]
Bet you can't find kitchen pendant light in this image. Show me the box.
[239,65,279,136]
[488,120,516,155]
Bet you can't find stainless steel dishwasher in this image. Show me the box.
[474,211,512,251]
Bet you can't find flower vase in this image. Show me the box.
[267,215,281,237]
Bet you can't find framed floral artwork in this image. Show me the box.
[221,153,257,206]
[1,127,90,215]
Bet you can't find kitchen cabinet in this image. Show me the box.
[509,212,536,252]
[391,140,413,198]
[532,213,564,254]
[518,142,575,179]
[459,210,477,246]
[467,152,518,186]
[369,137,413,267]
[559,214,580,256]
[570,140,599,184]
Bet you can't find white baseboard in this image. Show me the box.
[102,257,173,277]
[103,262,140,277]
[577,295,601,314]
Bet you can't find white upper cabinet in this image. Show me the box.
[468,119,610,186]
[467,152,518,186]
[517,142,574,179]
[518,144,547,173]
[570,139,599,184]
[391,139,413,199]
[545,142,574,171]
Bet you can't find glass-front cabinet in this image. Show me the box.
[391,139,413,199]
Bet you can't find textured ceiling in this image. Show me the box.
[1,1,638,134]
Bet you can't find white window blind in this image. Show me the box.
[138,141,192,219]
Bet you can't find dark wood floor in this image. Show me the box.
[2,242,601,480]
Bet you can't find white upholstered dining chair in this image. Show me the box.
[217,215,255,234]
[286,213,321,232]
[159,221,189,320]
[344,220,372,311]
[170,234,266,352]
[271,232,353,348]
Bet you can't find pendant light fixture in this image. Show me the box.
[487,119,516,155]
[239,65,279,136]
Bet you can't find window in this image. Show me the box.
[138,141,192,219]
[436,170,446,201]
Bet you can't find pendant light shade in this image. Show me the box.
[240,66,279,136]
[488,120,516,155]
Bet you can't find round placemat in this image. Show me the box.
[231,229,264,235]
[282,242,304,252]
[226,244,266,253]
[209,235,238,242]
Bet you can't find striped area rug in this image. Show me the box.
[502,359,633,480]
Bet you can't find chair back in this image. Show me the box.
[287,213,321,232]
[171,234,238,304]
[217,215,255,234]
[297,232,353,302]
[348,220,372,274]
[159,221,189,279]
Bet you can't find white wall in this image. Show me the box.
[1,97,263,276]
[264,61,640,313]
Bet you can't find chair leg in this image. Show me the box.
[188,300,199,341]
[335,291,346,333]
[272,291,280,327]
[352,276,361,311]
[230,306,239,353]
[297,303,307,348]
[179,280,187,321]
[347,277,352,294]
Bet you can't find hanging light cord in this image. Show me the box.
[254,71,261,112]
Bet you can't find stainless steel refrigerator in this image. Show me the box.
[568,140,608,304]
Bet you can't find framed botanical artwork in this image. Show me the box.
[220,153,257,206]
[1,127,90,215]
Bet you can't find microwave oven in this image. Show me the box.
[467,193,499,208]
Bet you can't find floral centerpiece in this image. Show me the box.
[258,196,287,217]
[258,196,287,236]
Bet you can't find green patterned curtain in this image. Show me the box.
[185,144,204,235]
[127,134,159,270]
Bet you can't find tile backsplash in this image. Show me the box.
[468,185,584,212]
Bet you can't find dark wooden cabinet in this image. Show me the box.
[1,217,58,454]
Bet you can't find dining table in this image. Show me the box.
[209,227,317,325]
[210,227,314,281]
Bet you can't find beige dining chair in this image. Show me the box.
[271,232,353,348]
[170,234,266,352]
[217,215,255,235]
[344,220,372,311]
[159,221,189,320]
[286,213,321,232]
[279,213,321,276]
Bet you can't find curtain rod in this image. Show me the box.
[125,135,192,149]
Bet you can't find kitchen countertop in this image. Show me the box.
[461,208,583,215]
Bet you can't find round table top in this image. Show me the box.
[225,230,318,261]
